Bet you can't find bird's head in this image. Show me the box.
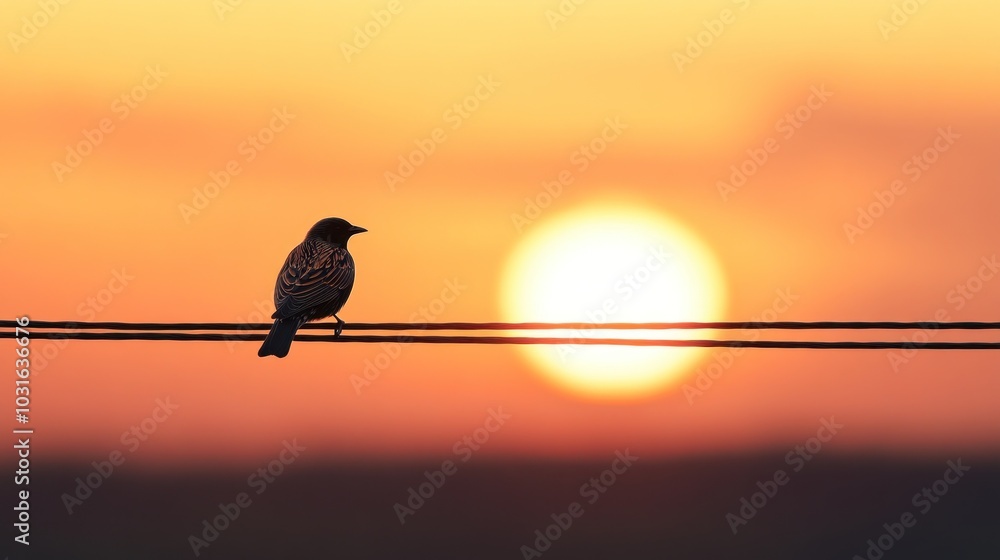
[306,217,367,247]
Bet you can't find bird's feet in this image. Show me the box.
[334,315,345,337]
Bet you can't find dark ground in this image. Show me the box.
[9,454,1000,559]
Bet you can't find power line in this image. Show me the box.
[2,331,1000,349]
[5,320,1000,331]
[5,319,999,349]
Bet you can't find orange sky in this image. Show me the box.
[2,0,1000,466]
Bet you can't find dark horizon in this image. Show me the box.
[14,454,1000,559]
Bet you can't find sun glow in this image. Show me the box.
[501,205,728,399]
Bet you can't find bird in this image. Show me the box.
[258,217,366,358]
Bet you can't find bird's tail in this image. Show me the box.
[258,318,302,358]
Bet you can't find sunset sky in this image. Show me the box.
[3,0,1000,468]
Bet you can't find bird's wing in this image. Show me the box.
[272,239,355,320]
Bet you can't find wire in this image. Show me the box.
[2,331,999,349]
[5,320,999,349]
[4,320,1000,331]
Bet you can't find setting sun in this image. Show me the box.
[500,204,728,399]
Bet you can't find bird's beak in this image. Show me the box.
[349,226,367,235]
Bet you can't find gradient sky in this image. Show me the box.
[3,0,1000,467]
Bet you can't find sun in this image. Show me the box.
[500,204,727,399]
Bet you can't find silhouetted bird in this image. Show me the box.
[258,217,366,358]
